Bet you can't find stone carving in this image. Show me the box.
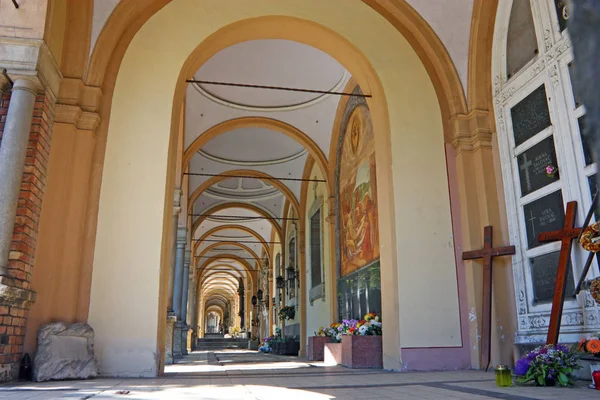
[33,322,99,382]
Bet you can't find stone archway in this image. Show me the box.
[85,1,468,376]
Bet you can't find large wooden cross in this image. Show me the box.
[537,201,582,345]
[462,226,515,371]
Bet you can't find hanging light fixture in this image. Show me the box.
[257,289,263,301]
[276,275,285,289]
[251,295,258,307]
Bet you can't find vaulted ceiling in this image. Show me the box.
[186,39,347,309]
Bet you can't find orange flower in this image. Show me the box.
[587,339,600,354]
[578,338,586,351]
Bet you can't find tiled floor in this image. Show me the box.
[0,350,598,399]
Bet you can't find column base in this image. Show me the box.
[182,325,190,356]
[165,313,177,365]
[173,321,184,360]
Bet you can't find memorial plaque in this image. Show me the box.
[568,62,583,108]
[511,85,552,147]
[553,0,569,32]
[517,136,559,196]
[523,191,565,249]
[578,116,594,165]
[507,0,538,78]
[50,336,88,361]
[530,251,575,304]
[337,262,381,320]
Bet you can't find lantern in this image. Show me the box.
[276,275,285,289]
[251,295,258,307]
[257,289,263,301]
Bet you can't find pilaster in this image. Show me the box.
[451,109,515,369]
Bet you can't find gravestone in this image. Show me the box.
[517,136,559,196]
[33,322,99,382]
[510,85,552,147]
[530,251,575,304]
[523,191,565,249]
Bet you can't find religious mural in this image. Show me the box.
[338,104,380,276]
[335,85,381,320]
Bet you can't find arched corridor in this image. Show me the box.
[1,0,599,394]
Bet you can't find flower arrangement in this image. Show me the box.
[514,344,581,386]
[576,334,600,357]
[278,306,296,321]
[275,327,282,337]
[258,337,272,353]
[355,312,382,336]
[545,164,558,179]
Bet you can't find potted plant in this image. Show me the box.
[278,306,295,321]
[514,344,581,386]
[258,337,272,353]
[308,327,333,361]
[340,313,383,369]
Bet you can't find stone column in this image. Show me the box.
[168,189,182,312]
[0,79,38,276]
[181,249,190,355]
[172,227,186,359]
[164,314,177,365]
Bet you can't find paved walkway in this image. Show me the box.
[0,350,598,399]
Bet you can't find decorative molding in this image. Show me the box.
[451,110,494,152]
[197,148,307,167]
[192,70,349,112]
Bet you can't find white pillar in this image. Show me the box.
[0,79,38,276]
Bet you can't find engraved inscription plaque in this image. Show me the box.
[511,85,552,147]
[530,251,575,304]
[523,191,565,249]
[518,136,559,196]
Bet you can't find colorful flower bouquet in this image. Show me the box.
[514,344,581,386]
[545,164,558,179]
[356,312,382,336]
[576,334,600,357]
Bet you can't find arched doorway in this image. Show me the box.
[86,1,463,376]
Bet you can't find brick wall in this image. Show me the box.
[0,90,54,382]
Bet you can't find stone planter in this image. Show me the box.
[248,340,259,350]
[308,336,331,361]
[341,335,383,369]
[324,342,342,365]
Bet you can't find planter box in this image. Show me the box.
[324,342,342,365]
[341,335,383,369]
[248,340,259,350]
[308,336,331,361]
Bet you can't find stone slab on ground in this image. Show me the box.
[33,322,99,382]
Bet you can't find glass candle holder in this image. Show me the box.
[495,365,512,387]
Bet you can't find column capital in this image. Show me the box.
[451,109,494,152]
[174,188,183,207]
[173,206,182,216]
[0,39,62,101]
[184,250,191,267]
[177,226,187,244]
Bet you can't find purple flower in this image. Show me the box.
[514,358,531,376]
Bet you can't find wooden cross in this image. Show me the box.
[537,201,582,345]
[462,226,515,371]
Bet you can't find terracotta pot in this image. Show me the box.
[308,336,331,361]
[341,335,383,369]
